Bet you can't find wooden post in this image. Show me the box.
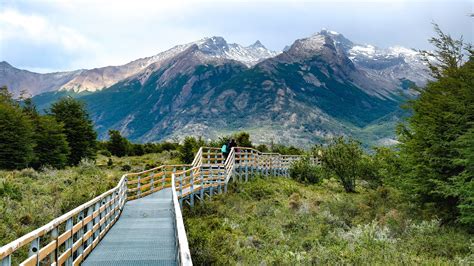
[137,175,141,198]
[200,172,204,203]
[65,218,73,266]
[190,171,194,207]
[209,166,214,198]
[28,237,39,266]
[76,211,84,260]
[244,151,249,182]
[50,227,58,264]
[86,206,94,248]
[93,202,100,240]
[1,255,11,266]
[161,168,165,189]
[218,164,222,194]
[150,173,154,192]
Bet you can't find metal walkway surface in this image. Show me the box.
[82,189,177,266]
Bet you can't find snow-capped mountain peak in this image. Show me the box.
[191,36,280,66]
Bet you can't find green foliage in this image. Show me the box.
[131,143,145,156]
[50,98,97,165]
[234,132,252,147]
[320,137,364,193]
[180,136,199,164]
[398,27,473,225]
[444,128,474,226]
[255,144,269,152]
[272,144,304,155]
[0,88,35,169]
[107,130,131,157]
[30,115,70,169]
[289,156,323,184]
[184,177,473,265]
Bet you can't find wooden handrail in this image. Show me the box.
[0,174,127,262]
[172,173,193,266]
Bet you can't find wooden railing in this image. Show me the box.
[172,147,320,207]
[0,175,127,266]
[0,146,318,266]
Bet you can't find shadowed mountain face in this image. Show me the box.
[23,30,430,146]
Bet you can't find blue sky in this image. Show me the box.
[0,0,472,73]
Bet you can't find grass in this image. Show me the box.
[183,176,473,265]
[0,151,180,247]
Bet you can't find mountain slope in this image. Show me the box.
[0,61,82,97]
[29,30,430,146]
[1,38,278,96]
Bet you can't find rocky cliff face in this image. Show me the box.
[23,30,431,146]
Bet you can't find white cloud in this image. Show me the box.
[0,8,96,52]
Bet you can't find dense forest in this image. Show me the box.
[0,26,472,263]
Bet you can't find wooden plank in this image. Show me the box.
[92,223,99,233]
[72,238,82,253]
[92,238,99,249]
[57,248,71,266]
[73,254,83,266]
[82,230,93,243]
[19,254,36,266]
[57,231,71,246]
[83,245,92,257]
[83,215,93,224]
[38,240,56,261]
[72,221,83,234]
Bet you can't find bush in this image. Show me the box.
[179,136,199,164]
[98,149,112,157]
[320,137,364,193]
[289,156,322,184]
[121,164,132,171]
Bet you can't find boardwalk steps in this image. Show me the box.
[0,147,319,266]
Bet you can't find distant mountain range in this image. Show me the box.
[0,30,431,146]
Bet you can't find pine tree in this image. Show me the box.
[0,86,35,169]
[50,98,97,165]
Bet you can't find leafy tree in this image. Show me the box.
[445,128,474,226]
[398,25,473,224]
[50,98,97,165]
[131,143,145,156]
[0,87,35,169]
[107,130,131,157]
[320,137,364,193]
[234,132,252,147]
[256,144,269,152]
[180,136,198,164]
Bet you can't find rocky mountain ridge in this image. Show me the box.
[3,30,431,146]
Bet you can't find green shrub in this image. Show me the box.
[320,137,364,193]
[98,150,112,157]
[289,156,322,184]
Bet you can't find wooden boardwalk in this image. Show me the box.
[82,189,176,266]
[0,147,318,266]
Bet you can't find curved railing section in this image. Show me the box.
[0,146,318,266]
